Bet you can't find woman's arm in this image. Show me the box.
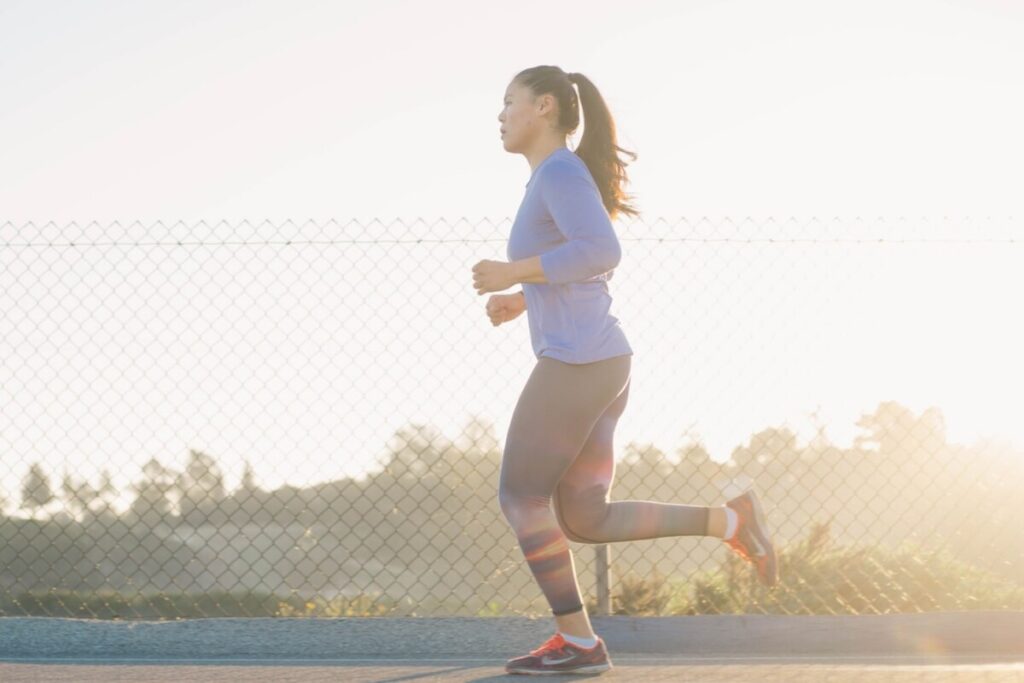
[532,160,621,285]
[510,257,547,284]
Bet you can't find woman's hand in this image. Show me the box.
[472,259,517,295]
[485,293,526,327]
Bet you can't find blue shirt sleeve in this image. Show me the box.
[537,160,622,285]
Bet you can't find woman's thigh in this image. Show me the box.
[553,376,630,541]
[499,354,631,502]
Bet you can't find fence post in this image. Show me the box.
[595,543,611,615]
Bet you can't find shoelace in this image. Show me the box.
[529,633,566,656]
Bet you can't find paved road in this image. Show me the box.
[2,655,1023,681]
[3,613,1022,681]
[4,612,1023,659]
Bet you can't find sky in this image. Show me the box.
[1,0,1023,511]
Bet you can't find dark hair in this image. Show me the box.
[513,65,639,220]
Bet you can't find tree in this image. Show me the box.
[94,468,118,515]
[239,459,258,493]
[176,449,226,526]
[853,401,947,458]
[731,427,798,470]
[59,468,116,520]
[20,462,53,517]
[129,457,178,526]
[60,470,98,519]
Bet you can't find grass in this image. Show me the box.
[3,519,1021,618]
[586,518,1024,615]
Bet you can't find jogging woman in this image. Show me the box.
[472,65,779,676]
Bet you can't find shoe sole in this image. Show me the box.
[506,662,613,675]
[733,489,779,587]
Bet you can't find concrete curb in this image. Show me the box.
[1,612,1022,659]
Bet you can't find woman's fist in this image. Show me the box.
[472,259,517,295]
[485,293,526,327]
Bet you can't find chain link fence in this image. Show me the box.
[1,218,1022,619]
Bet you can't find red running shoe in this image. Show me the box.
[505,632,613,675]
[724,488,779,588]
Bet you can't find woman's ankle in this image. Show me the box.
[555,607,596,640]
[706,506,727,537]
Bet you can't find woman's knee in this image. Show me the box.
[555,514,595,544]
[554,484,610,543]
[498,486,548,530]
[497,485,518,524]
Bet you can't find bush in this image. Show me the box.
[588,518,1024,615]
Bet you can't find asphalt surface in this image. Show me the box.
[2,655,1023,681]
[2,612,1022,681]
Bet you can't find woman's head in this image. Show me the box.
[498,65,639,220]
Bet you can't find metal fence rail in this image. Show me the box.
[1,218,1022,619]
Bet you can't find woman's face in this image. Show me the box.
[498,81,548,153]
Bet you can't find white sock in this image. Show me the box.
[560,632,599,649]
[723,507,739,540]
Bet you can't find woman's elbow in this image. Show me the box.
[602,238,622,272]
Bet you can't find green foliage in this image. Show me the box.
[5,516,1022,619]
[585,568,675,616]
[3,402,1023,618]
[475,600,504,617]
[0,589,284,619]
[587,518,1024,616]
[275,594,400,617]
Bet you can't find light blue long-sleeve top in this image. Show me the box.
[506,146,633,364]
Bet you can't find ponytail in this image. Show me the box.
[513,65,639,220]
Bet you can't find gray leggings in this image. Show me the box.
[498,353,712,617]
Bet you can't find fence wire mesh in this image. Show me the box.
[1,218,1022,619]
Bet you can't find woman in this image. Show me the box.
[472,65,779,676]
